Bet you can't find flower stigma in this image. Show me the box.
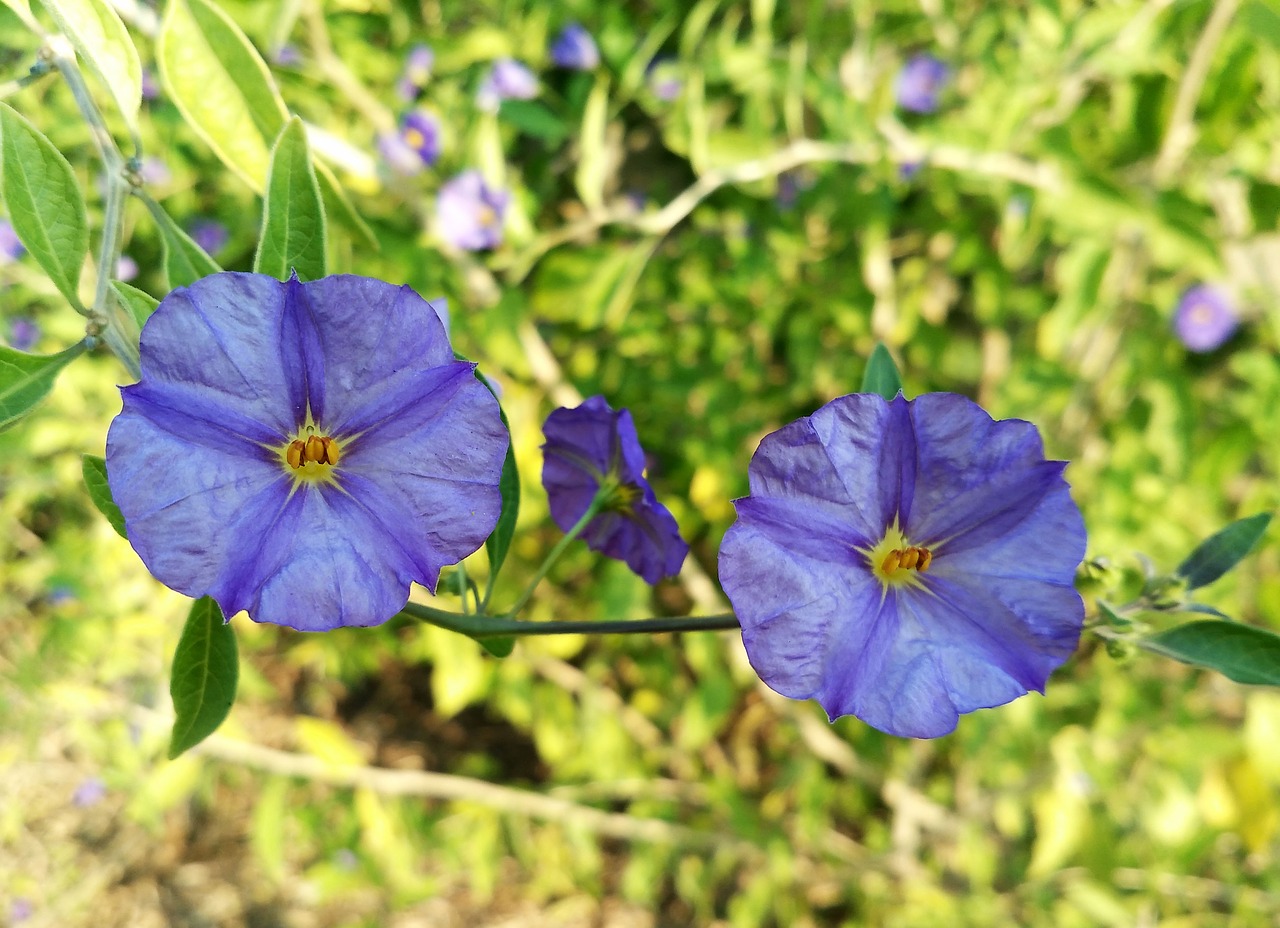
[862,517,933,589]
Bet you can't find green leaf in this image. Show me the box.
[36,0,142,134]
[314,161,378,252]
[81,454,126,538]
[574,76,609,210]
[111,280,159,330]
[0,102,89,308]
[2,0,38,29]
[498,99,569,144]
[0,341,87,431]
[481,379,519,588]
[860,343,902,401]
[1142,620,1280,687]
[1176,513,1272,591]
[141,196,221,289]
[254,117,327,281]
[169,596,238,759]
[477,635,516,658]
[157,0,288,193]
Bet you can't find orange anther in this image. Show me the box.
[304,435,327,464]
[881,550,902,574]
[320,436,340,465]
[917,549,932,571]
[286,439,305,469]
[899,547,920,569]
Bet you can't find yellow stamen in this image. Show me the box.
[861,517,935,589]
[278,422,343,486]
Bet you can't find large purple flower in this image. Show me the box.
[436,170,509,251]
[1173,284,1237,352]
[106,272,508,631]
[542,396,688,584]
[719,393,1085,738]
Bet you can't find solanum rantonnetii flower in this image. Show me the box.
[0,218,25,264]
[188,219,228,256]
[397,44,434,100]
[477,58,538,112]
[896,53,948,114]
[542,396,688,584]
[1174,284,1237,352]
[379,110,443,175]
[106,272,508,631]
[718,392,1085,738]
[550,23,600,70]
[436,170,509,251]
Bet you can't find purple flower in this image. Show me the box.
[378,110,442,175]
[646,58,681,101]
[72,776,107,807]
[9,898,33,924]
[435,170,509,251]
[138,156,171,185]
[1173,284,1237,352]
[189,219,228,256]
[541,396,688,585]
[105,272,508,631]
[477,58,538,112]
[10,317,39,350]
[116,255,139,282]
[0,218,25,264]
[718,392,1086,738]
[550,24,600,70]
[141,67,161,100]
[273,44,302,67]
[397,44,434,101]
[896,53,949,114]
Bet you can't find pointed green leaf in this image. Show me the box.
[1142,620,1280,687]
[254,117,327,281]
[0,102,89,308]
[315,161,378,251]
[36,0,142,134]
[477,635,516,658]
[111,280,159,330]
[169,596,238,759]
[860,343,902,401]
[499,99,570,144]
[0,341,87,431]
[141,196,221,289]
[1176,513,1272,591]
[82,453,126,538]
[574,77,609,209]
[157,0,288,193]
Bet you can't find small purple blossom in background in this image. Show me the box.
[719,392,1086,738]
[72,776,107,807]
[1173,284,1238,352]
[106,272,508,630]
[898,160,923,181]
[9,898,33,924]
[141,67,161,100]
[550,23,600,70]
[896,53,949,114]
[397,44,434,100]
[542,396,688,585]
[436,170,509,251]
[9,318,39,350]
[138,156,171,186]
[116,255,139,282]
[273,44,302,67]
[377,110,441,175]
[188,219,228,256]
[0,218,26,264]
[477,58,538,112]
[646,58,682,101]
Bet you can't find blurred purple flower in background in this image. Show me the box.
[550,23,600,70]
[377,110,442,175]
[896,53,949,114]
[273,44,302,67]
[477,58,538,111]
[542,396,688,584]
[116,255,139,282]
[9,898,33,924]
[106,272,508,631]
[189,219,229,256]
[436,170,509,250]
[646,58,682,101]
[719,392,1086,738]
[138,156,171,186]
[9,318,39,350]
[397,44,434,100]
[1173,284,1238,352]
[72,776,107,808]
[141,67,161,100]
[0,218,26,264]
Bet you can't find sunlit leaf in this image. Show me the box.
[574,76,609,209]
[0,341,87,431]
[111,280,159,330]
[255,117,327,281]
[81,454,126,538]
[168,596,238,759]
[1177,513,1272,591]
[0,102,89,308]
[141,196,221,289]
[1142,620,1280,687]
[36,0,142,134]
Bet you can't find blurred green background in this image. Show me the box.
[3,0,1280,924]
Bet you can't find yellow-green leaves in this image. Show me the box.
[255,118,327,281]
[169,597,238,759]
[141,196,221,290]
[157,0,287,193]
[0,102,89,309]
[0,342,87,431]
[36,0,142,136]
[81,453,127,538]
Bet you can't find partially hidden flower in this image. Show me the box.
[0,218,26,264]
[397,44,434,100]
[378,109,442,175]
[550,23,600,70]
[541,396,688,585]
[435,170,509,251]
[477,58,539,112]
[719,392,1085,738]
[138,156,171,186]
[9,317,39,350]
[116,255,138,282]
[646,57,682,101]
[9,898,33,924]
[896,53,949,114]
[188,219,229,256]
[141,67,161,101]
[106,272,508,631]
[72,776,107,808]
[1174,284,1237,352]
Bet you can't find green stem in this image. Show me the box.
[503,487,610,618]
[400,602,740,639]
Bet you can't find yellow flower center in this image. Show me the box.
[403,127,426,150]
[861,517,933,589]
[278,422,342,486]
[603,481,642,515]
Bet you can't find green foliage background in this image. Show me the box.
[2,0,1280,925]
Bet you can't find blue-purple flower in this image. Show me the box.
[550,24,600,70]
[719,392,1085,738]
[477,58,539,111]
[896,53,949,114]
[116,255,139,282]
[9,317,39,350]
[378,110,443,175]
[188,219,229,256]
[397,44,434,101]
[106,272,508,631]
[0,218,25,264]
[72,776,107,807]
[542,396,688,584]
[646,58,682,101]
[435,170,509,251]
[1173,284,1237,352]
